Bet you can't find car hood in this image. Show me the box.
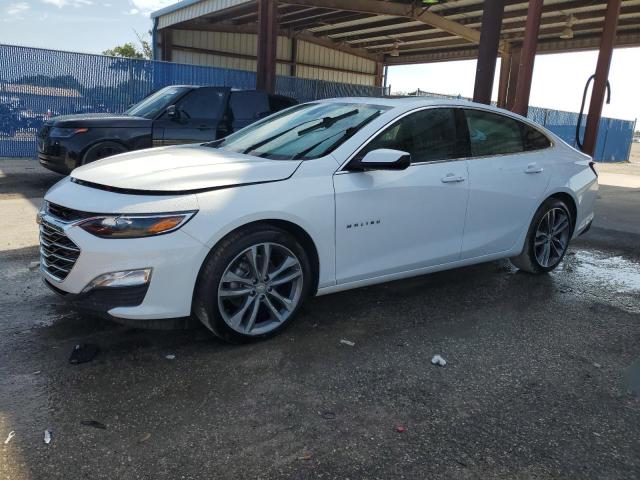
[71,145,302,193]
[48,113,150,128]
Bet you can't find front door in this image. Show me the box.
[334,108,470,285]
[154,87,229,146]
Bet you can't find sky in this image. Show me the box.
[1,0,639,122]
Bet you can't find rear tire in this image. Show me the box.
[82,141,127,165]
[193,225,312,344]
[510,198,573,274]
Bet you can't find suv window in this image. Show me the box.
[176,88,226,119]
[359,108,458,163]
[269,95,297,112]
[229,91,270,122]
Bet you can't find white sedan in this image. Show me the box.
[39,97,598,342]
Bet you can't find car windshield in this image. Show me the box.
[125,86,190,119]
[213,102,390,160]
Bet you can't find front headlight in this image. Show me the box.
[78,211,197,238]
[50,127,88,138]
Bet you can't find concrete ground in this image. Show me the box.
[1,150,639,479]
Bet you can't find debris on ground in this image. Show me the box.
[139,432,151,443]
[44,430,52,444]
[165,354,176,360]
[321,411,336,420]
[395,426,406,433]
[593,362,602,368]
[28,261,40,271]
[431,354,447,367]
[340,339,355,347]
[299,451,313,461]
[4,431,15,444]
[81,420,107,430]
[69,344,100,364]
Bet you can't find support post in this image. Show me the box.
[160,29,173,61]
[290,37,297,77]
[374,61,384,88]
[472,0,506,104]
[505,48,521,110]
[512,0,543,116]
[497,52,511,109]
[583,0,622,157]
[256,0,278,93]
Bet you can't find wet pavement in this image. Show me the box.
[1,161,639,479]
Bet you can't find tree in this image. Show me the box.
[102,42,147,59]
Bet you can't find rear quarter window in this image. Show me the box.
[464,109,551,157]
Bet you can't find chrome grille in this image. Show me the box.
[39,221,80,281]
[47,202,94,222]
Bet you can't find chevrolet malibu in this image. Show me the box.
[38,98,598,343]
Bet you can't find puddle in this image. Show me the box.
[558,250,640,293]
[624,357,640,396]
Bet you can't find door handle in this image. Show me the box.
[525,163,544,174]
[441,174,466,183]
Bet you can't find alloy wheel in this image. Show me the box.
[534,207,571,268]
[217,242,304,335]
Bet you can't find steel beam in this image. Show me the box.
[282,0,505,51]
[512,0,544,116]
[583,0,623,157]
[256,0,278,93]
[473,0,506,104]
[497,52,511,109]
[505,48,521,110]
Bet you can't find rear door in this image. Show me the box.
[155,87,229,145]
[228,91,271,131]
[460,108,553,259]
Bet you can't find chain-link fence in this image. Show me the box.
[1,45,633,161]
[407,89,635,162]
[0,44,389,157]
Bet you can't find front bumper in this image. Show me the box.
[37,135,79,174]
[38,188,208,321]
[43,278,149,316]
[40,225,208,320]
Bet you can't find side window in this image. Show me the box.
[465,109,524,157]
[359,108,458,163]
[523,123,551,151]
[176,88,226,119]
[230,91,270,122]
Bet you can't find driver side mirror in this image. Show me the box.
[166,104,179,120]
[347,149,411,171]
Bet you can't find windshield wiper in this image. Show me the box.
[291,110,381,160]
[241,109,360,155]
[296,109,359,136]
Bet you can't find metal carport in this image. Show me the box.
[151,0,640,156]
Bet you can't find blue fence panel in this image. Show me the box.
[0,44,387,157]
[1,45,634,161]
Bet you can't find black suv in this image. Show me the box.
[37,86,297,174]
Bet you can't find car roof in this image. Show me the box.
[317,96,538,123]
[320,96,475,108]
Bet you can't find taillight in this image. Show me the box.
[589,161,598,177]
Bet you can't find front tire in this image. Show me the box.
[193,225,312,343]
[82,141,127,165]
[511,198,573,274]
